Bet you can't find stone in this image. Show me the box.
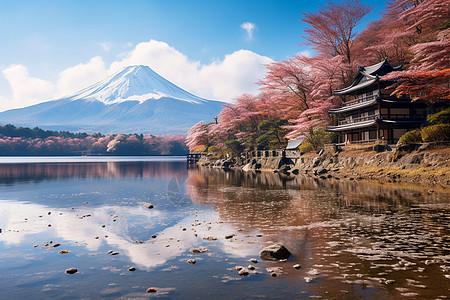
[128,267,136,271]
[248,265,256,270]
[65,268,78,274]
[259,244,291,261]
[293,264,302,269]
[146,287,157,293]
[225,234,235,239]
[189,247,209,253]
[187,259,196,264]
[52,243,60,247]
[238,269,249,276]
[417,143,431,152]
[59,250,69,254]
[151,235,157,238]
[317,168,328,175]
[249,258,258,263]
[107,250,113,254]
[143,203,154,209]
[235,266,244,271]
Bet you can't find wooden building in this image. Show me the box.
[326,59,427,144]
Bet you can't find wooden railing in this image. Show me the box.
[339,114,379,125]
[343,95,377,107]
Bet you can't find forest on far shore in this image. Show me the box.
[0,124,188,156]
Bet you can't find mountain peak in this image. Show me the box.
[67,65,206,105]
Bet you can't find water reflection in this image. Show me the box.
[0,160,187,185]
[0,160,448,299]
[186,167,450,299]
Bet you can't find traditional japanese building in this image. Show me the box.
[326,59,427,144]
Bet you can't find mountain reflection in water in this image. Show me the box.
[0,160,448,299]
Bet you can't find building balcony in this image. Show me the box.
[338,113,426,126]
[339,114,379,125]
[343,95,377,107]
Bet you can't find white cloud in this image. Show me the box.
[240,22,256,41]
[296,50,311,57]
[1,64,54,109]
[109,39,273,102]
[56,56,107,98]
[100,41,112,52]
[0,39,274,110]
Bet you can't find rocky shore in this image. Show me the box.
[196,145,450,190]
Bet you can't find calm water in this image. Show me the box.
[0,157,449,299]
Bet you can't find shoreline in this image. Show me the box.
[196,146,450,191]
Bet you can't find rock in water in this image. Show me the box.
[65,268,78,274]
[259,244,291,261]
[143,203,154,209]
[189,247,209,253]
[187,259,197,264]
[146,287,157,293]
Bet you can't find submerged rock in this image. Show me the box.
[266,267,283,277]
[259,244,291,261]
[65,268,78,274]
[143,203,154,209]
[190,247,209,253]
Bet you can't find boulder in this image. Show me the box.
[259,244,291,261]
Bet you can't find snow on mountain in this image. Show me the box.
[0,65,225,135]
[67,65,207,104]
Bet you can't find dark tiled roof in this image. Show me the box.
[333,59,402,96]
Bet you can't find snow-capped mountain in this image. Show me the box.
[0,65,225,134]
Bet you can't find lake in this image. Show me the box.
[0,157,448,299]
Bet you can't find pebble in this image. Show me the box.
[128,267,136,272]
[151,235,157,239]
[190,247,209,253]
[238,269,249,276]
[293,264,302,269]
[52,243,60,247]
[146,287,157,293]
[59,250,69,254]
[249,258,258,263]
[248,265,256,270]
[225,234,236,239]
[187,259,197,265]
[235,266,244,271]
[33,245,38,248]
[143,203,154,209]
[385,280,396,285]
[65,268,78,274]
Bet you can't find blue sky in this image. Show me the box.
[0,0,387,111]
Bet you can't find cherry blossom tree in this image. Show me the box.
[300,0,373,64]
